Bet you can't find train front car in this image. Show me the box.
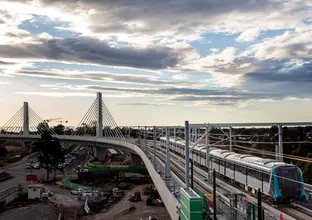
[272,165,306,204]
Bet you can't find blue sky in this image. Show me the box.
[0,0,311,126]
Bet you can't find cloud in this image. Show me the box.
[0,81,10,84]
[15,92,96,97]
[0,61,14,65]
[15,91,143,98]
[242,60,312,100]
[116,102,175,106]
[236,28,261,42]
[172,74,189,80]
[85,85,292,106]
[0,37,196,70]
[245,30,312,60]
[16,69,191,87]
[246,62,312,83]
[3,0,311,46]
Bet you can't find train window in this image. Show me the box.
[220,160,224,166]
[263,173,270,182]
[227,162,233,170]
[250,169,259,179]
[242,166,247,174]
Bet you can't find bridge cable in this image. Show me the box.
[73,99,97,136]
[1,106,23,133]
[102,101,124,138]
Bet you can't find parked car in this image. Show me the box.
[0,172,14,182]
[70,188,84,195]
[32,162,40,169]
[25,162,32,169]
[77,191,91,201]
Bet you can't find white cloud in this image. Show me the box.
[245,30,312,60]
[17,69,192,87]
[236,28,261,42]
[0,0,310,47]
[38,32,53,40]
[0,81,10,84]
[172,74,189,80]
[15,91,144,98]
[117,102,175,106]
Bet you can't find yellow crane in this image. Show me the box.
[44,118,68,125]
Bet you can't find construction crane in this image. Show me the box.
[44,118,68,125]
[55,120,68,125]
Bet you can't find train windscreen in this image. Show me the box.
[275,166,301,197]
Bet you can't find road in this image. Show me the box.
[0,144,87,196]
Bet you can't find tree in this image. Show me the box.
[34,131,64,181]
[0,146,8,157]
[37,122,49,133]
[54,124,65,135]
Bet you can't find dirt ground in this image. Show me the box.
[0,184,84,220]
[82,185,171,220]
[0,204,58,220]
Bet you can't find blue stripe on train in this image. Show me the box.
[298,168,306,199]
[272,167,282,201]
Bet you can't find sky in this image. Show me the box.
[0,0,311,127]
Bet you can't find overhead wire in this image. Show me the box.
[102,101,124,138]
[83,101,97,136]
[8,109,23,133]
[82,100,97,136]
[2,107,23,129]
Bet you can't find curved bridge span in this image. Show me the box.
[0,134,179,220]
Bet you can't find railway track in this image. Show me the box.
[278,206,312,220]
[143,142,299,220]
[150,149,252,220]
[160,149,312,220]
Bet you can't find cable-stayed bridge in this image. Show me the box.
[1,92,312,220]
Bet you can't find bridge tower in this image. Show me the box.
[96,92,103,138]
[23,102,29,136]
[1,102,56,135]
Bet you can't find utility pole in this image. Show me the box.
[138,126,141,147]
[145,126,147,153]
[213,169,217,220]
[229,127,233,151]
[190,158,194,189]
[153,126,156,166]
[185,121,190,188]
[165,127,171,180]
[258,188,263,220]
[278,125,283,161]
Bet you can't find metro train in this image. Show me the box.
[159,137,306,204]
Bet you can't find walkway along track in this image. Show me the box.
[278,206,312,220]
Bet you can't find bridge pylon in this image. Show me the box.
[72,92,124,138]
[1,102,56,136]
